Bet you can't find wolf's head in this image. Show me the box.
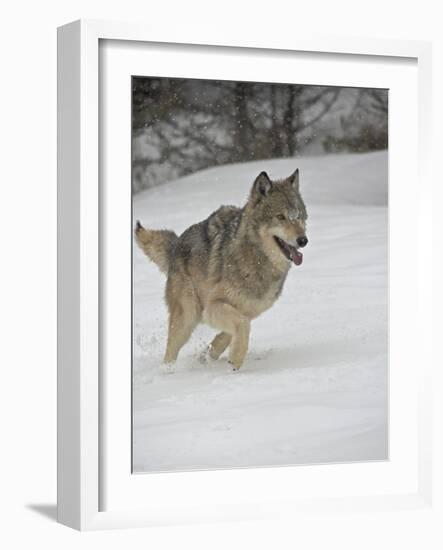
[247,170,308,266]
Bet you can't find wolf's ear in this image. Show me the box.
[288,169,299,191]
[252,171,272,198]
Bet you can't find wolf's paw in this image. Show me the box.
[159,361,176,375]
[228,360,241,372]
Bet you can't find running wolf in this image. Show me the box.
[135,169,308,370]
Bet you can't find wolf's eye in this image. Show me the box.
[276,214,286,221]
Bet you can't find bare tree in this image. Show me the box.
[285,85,340,155]
[322,89,388,153]
[132,77,383,193]
[251,84,340,158]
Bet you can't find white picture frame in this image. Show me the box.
[57,19,434,531]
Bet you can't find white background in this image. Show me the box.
[0,1,441,548]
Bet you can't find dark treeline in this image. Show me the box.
[132,78,387,193]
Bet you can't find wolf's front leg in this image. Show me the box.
[209,332,232,360]
[204,301,250,370]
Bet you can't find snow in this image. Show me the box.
[132,151,388,473]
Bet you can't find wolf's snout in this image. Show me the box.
[296,236,308,248]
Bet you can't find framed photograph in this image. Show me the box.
[57,19,434,530]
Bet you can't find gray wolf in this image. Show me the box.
[135,169,308,370]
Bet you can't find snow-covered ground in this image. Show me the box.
[132,151,388,473]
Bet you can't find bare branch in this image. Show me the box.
[294,90,340,132]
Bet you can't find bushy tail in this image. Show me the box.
[134,220,178,274]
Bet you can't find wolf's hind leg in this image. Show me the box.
[208,332,232,360]
[164,303,198,364]
[204,301,250,370]
[164,274,200,364]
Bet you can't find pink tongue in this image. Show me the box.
[290,248,303,266]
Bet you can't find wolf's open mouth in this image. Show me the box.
[274,236,303,266]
